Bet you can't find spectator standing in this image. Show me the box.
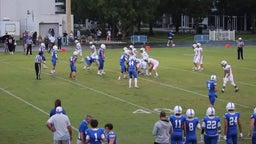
[46,106,73,144]
[32,31,37,45]
[49,99,66,117]
[77,115,93,144]
[248,107,256,144]
[34,51,43,80]
[4,37,9,54]
[223,102,243,144]
[152,111,173,144]
[26,36,33,55]
[63,31,68,46]
[104,123,117,144]
[44,35,49,51]
[23,31,28,53]
[106,29,111,41]
[7,35,14,54]
[57,35,62,50]
[237,37,245,60]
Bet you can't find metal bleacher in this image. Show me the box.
[194,34,209,43]
[130,35,147,45]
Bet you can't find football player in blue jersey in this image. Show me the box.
[77,115,92,144]
[104,123,117,144]
[97,44,106,75]
[206,75,218,107]
[167,31,175,47]
[184,109,201,144]
[128,56,139,88]
[118,48,129,80]
[38,42,48,68]
[83,56,98,70]
[201,107,221,144]
[223,102,243,144]
[85,119,106,144]
[50,45,58,74]
[249,107,256,144]
[169,105,186,144]
[69,51,78,79]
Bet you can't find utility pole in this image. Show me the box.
[66,0,71,33]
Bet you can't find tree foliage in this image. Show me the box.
[71,0,256,37]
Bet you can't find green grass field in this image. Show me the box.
[0,44,255,144]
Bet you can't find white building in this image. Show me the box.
[0,0,73,38]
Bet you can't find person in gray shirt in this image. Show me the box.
[153,111,173,144]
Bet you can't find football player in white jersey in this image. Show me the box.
[192,44,198,71]
[140,48,149,60]
[220,60,239,93]
[75,40,83,61]
[129,45,138,57]
[197,43,203,71]
[144,57,159,77]
[89,41,97,58]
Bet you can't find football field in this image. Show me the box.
[0,45,255,144]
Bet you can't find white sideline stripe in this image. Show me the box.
[0,87,79,132]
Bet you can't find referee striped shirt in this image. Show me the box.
[35,55,42,63]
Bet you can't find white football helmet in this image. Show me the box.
[238,37,242,40]
[101,44,106,49]
[140,48,145,51]
[89,41,93,45]
[221,60,227,67]
[40,43,45,47]
[226,102,235,112]
[129,45,134,49]
[73,51,78,55]
[174,105,182,115]
[210,75,217,81]
[206,107,215,116]
[123,47,128,51]
[53,45,58,50]
[254,107,256,114]
[186,109,195,118]
[192,44,197,48]
[75,40,79,44]
[196,43,201,47]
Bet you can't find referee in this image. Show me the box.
[35,51,43,80]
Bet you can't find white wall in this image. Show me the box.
[0,0,73,38]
